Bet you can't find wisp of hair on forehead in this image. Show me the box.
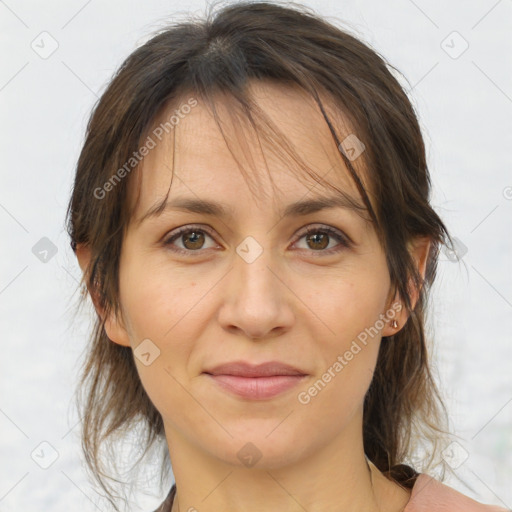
[130,83,374,234]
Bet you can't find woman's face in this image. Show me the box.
[106,81,401,469]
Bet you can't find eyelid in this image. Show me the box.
[163,224,219,254]
[296,224,352,243]
[292,224,352,254]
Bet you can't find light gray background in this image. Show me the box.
[1,0,511,510]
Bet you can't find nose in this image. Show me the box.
[217,246,295,340]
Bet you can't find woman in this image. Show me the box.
[66,2,507,511]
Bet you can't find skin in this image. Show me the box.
[77,80,430,512]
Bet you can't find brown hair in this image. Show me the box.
[66,0,452,508]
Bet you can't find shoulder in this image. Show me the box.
[404,473,509,512]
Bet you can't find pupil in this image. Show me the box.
[184,231,204,249]
[307,232,328,250]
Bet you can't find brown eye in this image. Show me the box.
[306,232,329,250]
[164,226,217,255]
[294,226,351,255]
[182,230,205,250]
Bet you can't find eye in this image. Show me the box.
[163,225,218,255]
[163,224,351,257]
[293,225,351,255]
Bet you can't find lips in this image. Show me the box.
[203,361,308,400]
[203,360,307,378]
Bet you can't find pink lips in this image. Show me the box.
[203,361,308,400]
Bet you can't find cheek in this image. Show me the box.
[119,269,204,429]
[295,265,389,409]
[303,265,390,350]
[117,257,214,406]
[119,255,203,344]
[294,293,384,442]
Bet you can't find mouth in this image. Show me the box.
[204,374,307,400]
[202,360,308,400]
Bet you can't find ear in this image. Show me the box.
[381,236,431,336]
[75,243,131,347]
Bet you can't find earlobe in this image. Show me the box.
[103,311,132,347]
[381,237,431,337]
[75,243,132,348]
[381,297,403,337]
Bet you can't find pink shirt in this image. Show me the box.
[404,473,509,511]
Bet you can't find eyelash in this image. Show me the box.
[163,224,351,257]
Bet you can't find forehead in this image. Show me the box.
[129,80,367,220]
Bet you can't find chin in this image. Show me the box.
[205,427,312,470]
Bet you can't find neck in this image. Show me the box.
[165,412,410,512]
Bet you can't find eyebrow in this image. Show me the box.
[137,193,367,225]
